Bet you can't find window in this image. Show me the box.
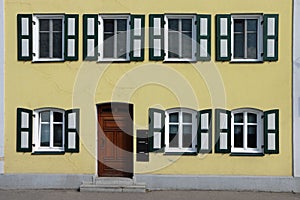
[99,15,130,61]
[231,109,263,153]
[216,14,278,62]
[165,15,196,61]
[17,14,79,61]
[232,15,263,62]
[33,108,65,152]
[83,14,145,62]
[165,108,197,153]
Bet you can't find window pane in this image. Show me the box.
[54,112,63,122]
[41,124,50,147]
[234,125,243,148]
[183,125,192,148]
[117,19,127,32]
[104,34,114,58]
[247,125,257,148]
[169,125,179,147]
[234,113,243,123]
[104,19,114,33]
[183,112,192,123]
[247,33,257,59]
[54,124,63,147]
[234,33,244,58]
[40,19,49,31]
[41,111,50,122]
[234,19,244,33]
[247,113,257,123]
[169,113,179,123]
[247,19,257,32]
[168,32,179,58]
[182,19,192,32]
[53,19,62,31]
[168,19,179,31]
[117,30,127,59]
[39,33,50,58]
[53,32,62,58]
[182,32,192,58]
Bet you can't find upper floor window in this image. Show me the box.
[165,108,197,153]
[231,109,263,153]
[165,15,197,61]
[17,14,79,62]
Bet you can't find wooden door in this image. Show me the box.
[97,103,133,177]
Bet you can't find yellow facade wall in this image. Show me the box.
[4,0,292,176]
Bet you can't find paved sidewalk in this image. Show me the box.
[0,190,300,200]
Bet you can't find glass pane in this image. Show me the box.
[234,33,244,58]
[117,19,127,32]
[103,34,114,58]
[248,113,257,123]
[53,19,62,31]
[182,32,192,58]
[183,135,192,148]
[183,125,192,134]
[247,33,257,59]
[40,111,50,122]
[234,113,243,123]
[183,112,192,123]
[247,125,257,148]
[169,113,179,123]
[182,19,192,32]
[247,19,257,32]
[54,112,63,122]
[39,33,50,58]
[234,125,243,148]
[53,32,62,58]
[40,19,49,31]
[54,124,63,147]
[234,19,244,33]
[104,19,114,33]
[117,30,127,59]
[168,32,179,58]
[169,125,179,148]
[41,124,50,147]
[168,19,179,31]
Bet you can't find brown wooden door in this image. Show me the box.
[97,103,133,177]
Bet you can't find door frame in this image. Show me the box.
[96,102,134,178]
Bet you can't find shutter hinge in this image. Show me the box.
[163,20,166,25]
[261,115,264,119]
[98,52,100,57]
[261,52,264,56]
[32,52,36,57]
[32,20,36,25]
[98,21,101,25]
[195,20,197,25]
[33,114,36,118]
[261,20,264,25]
[129,21,131,25]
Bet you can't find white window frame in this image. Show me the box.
[165,108,197,153]
[231,108,263,154]
[231,15,263,62]
[33,108,65,152]
[32,15,65,62]
[98,15,130,62]
[164,15,197,62]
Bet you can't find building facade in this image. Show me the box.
[0,0,298,191]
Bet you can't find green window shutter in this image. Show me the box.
[16,108,33,152]
[215,109,231,153]
[197,109,212,153]
[130,15,145,61]
[263,14,279,61]
[216,14,231,61]
[264,109,279,154]
[149,14,164,61]
[17,14,32,61]
[65,14,79,61]
[197,15,211,61]
[65,109,80,153]
[83,14,98,61]
[148,108,165,152]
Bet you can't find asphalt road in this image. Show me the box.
[0,190,300,200]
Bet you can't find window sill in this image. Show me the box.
[164,152,197,156]
[32,151,65,155]
[229,60,264,64]
[230,152,264,156]
[163,60,197,63]
[32,60,65,63]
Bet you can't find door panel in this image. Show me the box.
[97,103,133,178]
